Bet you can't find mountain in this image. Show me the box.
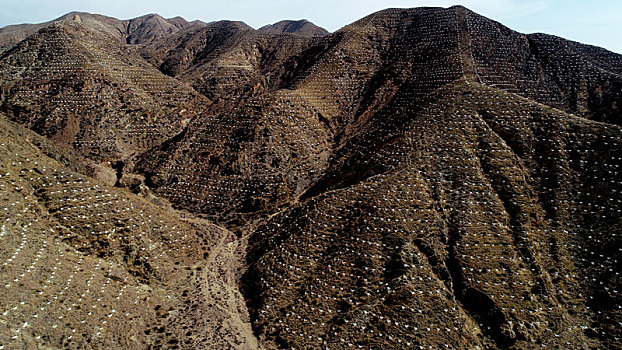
[0,19,209,187]
[0,11,206,54]
[258,20,329,37]
[138,20,320,110]
[0,114,257,348]
[245,79,622,349]
[132,6,622,225]
[463,9,622,125]
[136,6,622,349]
[0,5,620,350]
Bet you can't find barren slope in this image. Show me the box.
[0,12,203,53]
[0,114,258,349]
[139,22,316,109]
[0,5,620,350]
[0,20,209,184]
[244,81,622,349]
[132,7,468,224]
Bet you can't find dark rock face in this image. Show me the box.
[0,5,620,350]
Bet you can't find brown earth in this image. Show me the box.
[0,5,620,350]
[0,114,257,349]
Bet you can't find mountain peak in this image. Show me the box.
[0,6,620,350]
[259,19,328,37]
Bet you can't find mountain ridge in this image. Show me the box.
[0,5,620,349]
[0,11,330,54]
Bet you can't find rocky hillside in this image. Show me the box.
[245,80,622,349]
[0,114,257,349]
[0,11,206,53]
[0,5,620,350]
[133,7,622,226]
[138,21,320,109]
[0,19,208,185]
[463,8,622,124]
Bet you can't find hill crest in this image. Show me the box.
[0,5,620,350]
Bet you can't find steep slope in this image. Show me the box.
[282,7,466,126]
[132,6,470,224]
[0,12,203,53]
[460,6,622,125]
[243,81,622,349]
[131,6,622,229]
[125,13,196,44]
[139,22,314,109]
[0,22,47,54]
[134,89,333,227]
[0,20,209,183]
[526,33,622,125]
[175,31,314,109]
[0,114,258,349]
[258,20,329,37]
[139,20,253,74]
[0,6,620,350]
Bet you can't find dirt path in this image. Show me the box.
[202,226,259,349]
[173,210,260,349]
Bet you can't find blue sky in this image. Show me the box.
[1,0,620,53]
